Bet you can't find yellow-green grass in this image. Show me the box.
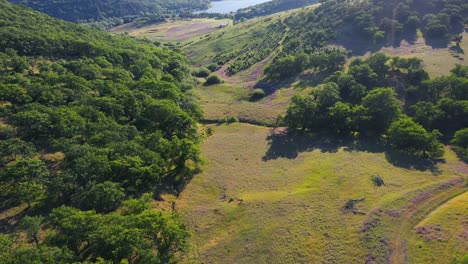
[377,32,468,76]
[406,191,468,263]
[196,83,301,125]
[176,123,467,263]
[109,18,232,43]
[183,4,319,66]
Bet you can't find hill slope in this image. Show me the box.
[9,0,210,27]
[185,0,467,77]
[0,0,201,262]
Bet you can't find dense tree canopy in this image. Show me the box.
[8,0,210,28]
[0,0,201,262]
[284,54,468,161]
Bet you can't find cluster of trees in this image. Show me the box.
[348,0,467,43]
[8,0,210,28]
[284,53,467,160]
[1,194,188,263]
[0,1,201,262]
[264,46,348,80]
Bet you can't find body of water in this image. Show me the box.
[200,0,273,14]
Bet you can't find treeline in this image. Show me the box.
[283,53,468,160]
[8,0,210,28]
[0,0,201,262]
[264,46,348,80]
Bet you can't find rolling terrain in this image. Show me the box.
[0,0,467,263]
[176,123,466,263]
[135,1,468,263]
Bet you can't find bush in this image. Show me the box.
[217,116,239,124]
[207,63,220,72]
[205,75,222,85]
[193,67,210,78]
[451,128,468,148]
[249,88,266,101]
[451,128,468,162]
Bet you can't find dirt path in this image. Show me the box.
[389,178,466,264]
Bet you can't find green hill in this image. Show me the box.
[0,0,201,262]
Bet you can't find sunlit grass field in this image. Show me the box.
[176,123,467,263]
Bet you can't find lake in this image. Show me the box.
[200,0,273,14]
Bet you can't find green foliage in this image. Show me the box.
[284,54,466,159]
[19,216,44,245]
[205,0,466,78]
[265,47,347,80]
[192,67,210,78]
[0,1,200,262]
[451,128,468,148]
[48,194,189,263]
[72,181,125,213]
[451,128,468,161]
[212,22,286,76]
[387,116,444,158]
[249,88,266,101]
[360,88,401,134]
[9,0,210,28]
[265,54,308,80]
[205,75,222,85]
[451,254,468,264]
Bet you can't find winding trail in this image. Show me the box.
[389,178,466,264]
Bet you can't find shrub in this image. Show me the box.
[207,63,220,72]
[250,88,266,101]
[205,75,222,85]
[371,175,385,187]
[193,67,210,78]
[217,116,239,124]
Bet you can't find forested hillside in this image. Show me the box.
[0,0,201,262]
[9,0,210,28]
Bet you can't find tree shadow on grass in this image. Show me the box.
[424,37,450,49]
[254,71,333,98]
[384,150,444,174]
[263,129,445,173]
[262,129,350,161]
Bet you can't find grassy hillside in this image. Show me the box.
[184,0,467,78]
[177,123,467,263]
[407,191,468,263]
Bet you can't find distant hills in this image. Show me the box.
[8,0,210,27]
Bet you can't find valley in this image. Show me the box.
[0,0,467,263]
[140,2,468,263]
